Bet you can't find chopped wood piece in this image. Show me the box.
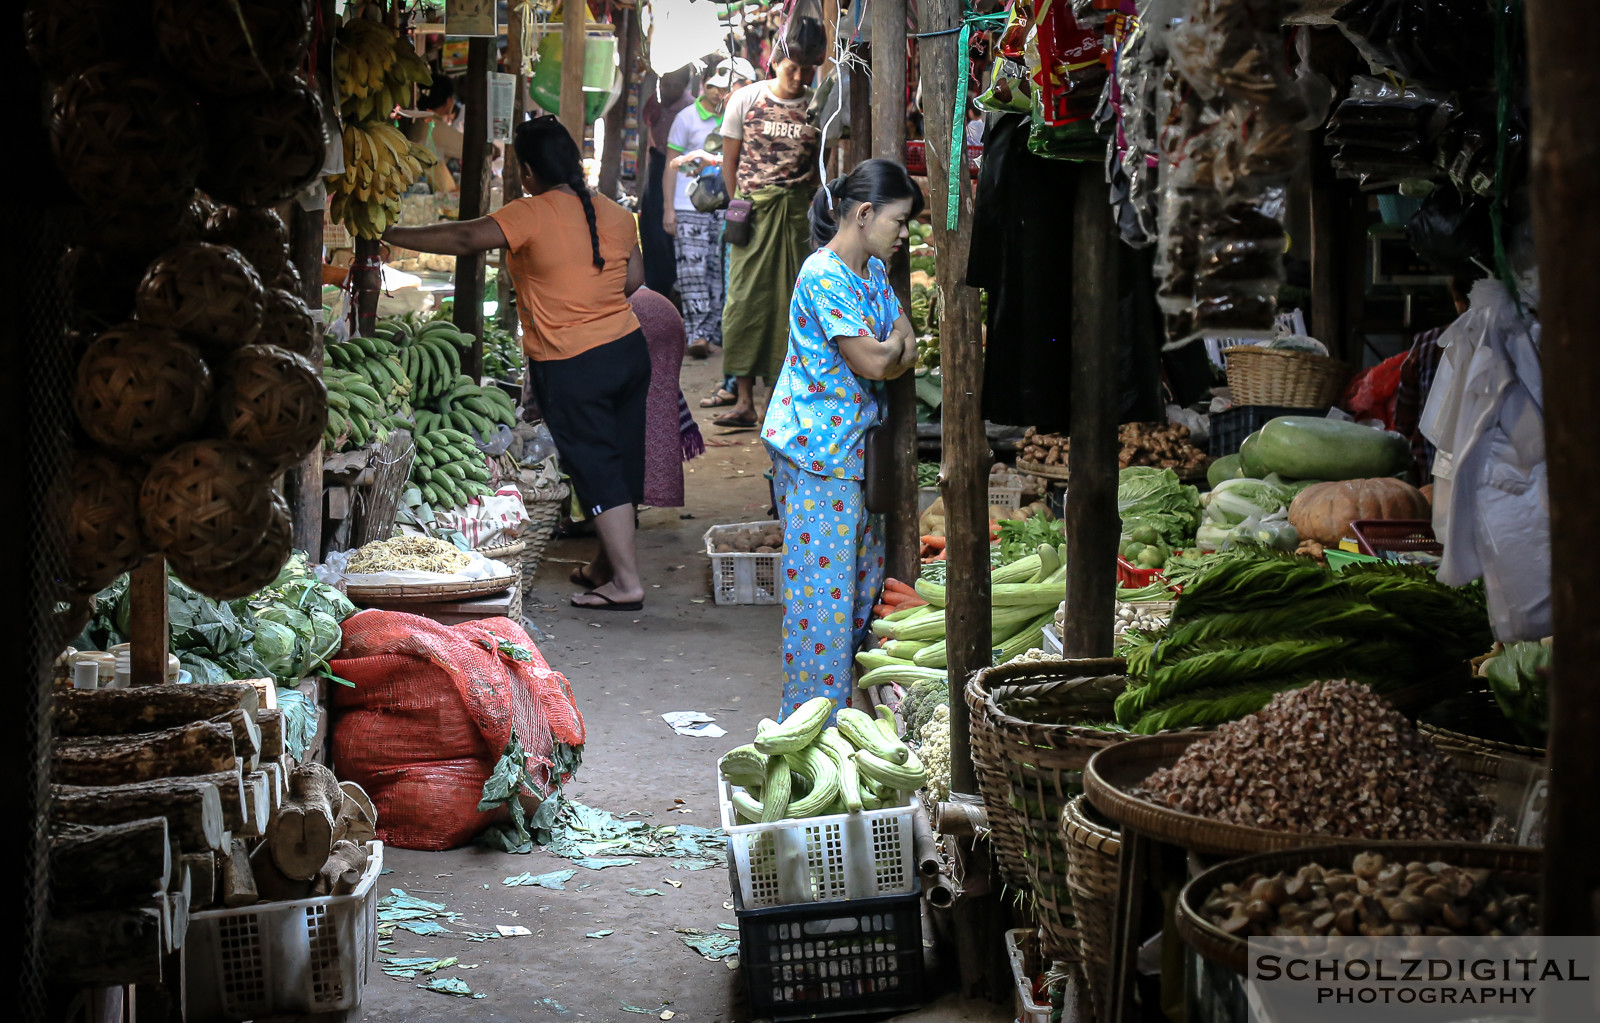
[315,839,370,897]
[220,838,258,908]
[242,771,271,837]
[52,720,237,786]
[212,708,262,771]
[190,769,249,834]
[54,683,260,736]
[45,906,164,987]
[256,707,285,761]
[49,818,170,911]
[334,781,377,844]
[249,840,315,902]
[261,761,285,808]
[52,779,226,853]
[268,762,341,881]
[181,852,217,908]
[164,889,190,952]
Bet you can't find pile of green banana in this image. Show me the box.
[322,334,413,453]
[376,318,471,405]
[413,377,517,439]
[410,429,493,510]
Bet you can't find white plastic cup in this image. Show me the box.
[73,660,100,690]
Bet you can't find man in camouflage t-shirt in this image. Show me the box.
[713,57,821,428]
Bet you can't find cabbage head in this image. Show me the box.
[252,619,299,679]
[1204,478,1292,527]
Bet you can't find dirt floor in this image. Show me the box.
[358,357,1012,1023]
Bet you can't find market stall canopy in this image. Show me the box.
[646,0,728,74]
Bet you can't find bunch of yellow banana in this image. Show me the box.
[334,18,433,122]
[328,122,436,239]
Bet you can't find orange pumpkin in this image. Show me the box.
[1288,478,1432,545]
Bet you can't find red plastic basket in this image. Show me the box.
[904,140,983,178]
[1348,519,1441,558]
[1116,553,1183,593]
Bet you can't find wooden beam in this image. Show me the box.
[600,7,638,199]
[287,200,325,553]
[848,45,872,168]
[1063,167,1118,659]
[498,0,529,334]
[559,7,588,145]
[921,0,983,798]
[127,558,169,687]
[454,37,491,379]
[1528,0,1600,938]
[874,0,918,589]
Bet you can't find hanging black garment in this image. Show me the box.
[968,114,1164,433]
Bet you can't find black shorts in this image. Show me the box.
[527,329,651,517]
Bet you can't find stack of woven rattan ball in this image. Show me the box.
[28,0,330,604]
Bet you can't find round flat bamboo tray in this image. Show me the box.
[1085,734,1520,858]
[476,538,526,591]
[1174,841,1542,975]
[1015,457,1070,482]
[346,574,513,604]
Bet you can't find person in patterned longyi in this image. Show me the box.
[762,160,924,722]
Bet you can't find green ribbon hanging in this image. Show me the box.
[918,4,1009,229]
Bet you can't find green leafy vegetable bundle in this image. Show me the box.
[1117,467,1201,547]
[1114,553,1492,734]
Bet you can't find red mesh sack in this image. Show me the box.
[1339,351,1407,430]
[330,611,584,851]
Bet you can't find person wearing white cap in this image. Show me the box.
[664,65,736,361]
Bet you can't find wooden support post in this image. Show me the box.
[1528,0,1600,938]
[127,558,169,687]
[1307,162,1345,354]
[499,0,529,336]
[287,203,325,554]
[454,37,491,379]
[353,237,381,338]
[559,6,588,145]
[600,7,638,199]
[875,0,918,588]
[848,44,873,168]
[1064,167,1118,659]
[921,0,984,800]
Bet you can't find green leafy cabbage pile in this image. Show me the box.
[1117,467,1202,547]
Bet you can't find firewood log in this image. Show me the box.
[190,769,249,834]
[268,763,341,881]
[220,838,258,908]
[52,720,237,786]
[51,779,226,853]
[53,683,259,737]
[242,771,271,838]
[181,851,216,908]
[333,781,377,844]
[249,840,314,902]
[315,839,370,897]
[162,889,189,952]
[211,708,261,772]
[44,906,164,986]
[256,708,284,761]
[49,818,170,911]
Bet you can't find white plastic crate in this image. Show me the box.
[1006,928,1052,1023]
[1043,622,1064,657]
[705,522,783,605]
[718,777,918,908]
[989,474,1026,510]
[186,841,384,1022]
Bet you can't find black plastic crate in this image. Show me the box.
[735,881,925,1022]
[1208,404,1329,457]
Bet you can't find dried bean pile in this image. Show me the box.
[1200,851,1538,939]
[1141,679,1491,841]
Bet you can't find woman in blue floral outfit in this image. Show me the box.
[761,159,924,721]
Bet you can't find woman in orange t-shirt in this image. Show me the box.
[383,116,649,611]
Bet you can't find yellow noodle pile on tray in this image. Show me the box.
[347,536,472,575]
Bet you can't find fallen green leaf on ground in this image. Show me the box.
[716,923,739,931]
[677,928,740,961]
[626,888,664,897]
[417,976,484,998]
[502,869,577,889]
[572,857,637,870]
[382,956,458,980]
[585,929,614,939]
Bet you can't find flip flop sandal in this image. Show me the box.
[687,341,711,359]
[712,412,759,430]
[699,390,738,409]
[570,564,603,588]
[571,590,644,612]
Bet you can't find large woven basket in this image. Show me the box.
[476,538,526,592]
[135,242,266,349]
[152,0,311,97]
[200,81,328,207]
[206,205,289,281]
[1223,345,1351,407]
[74,323,213,455]
[49,63,202,208]
[217,344,327,473]
[170,491,292,601]
[138,440,272,569]
[255,289,318,357]
[979,660,1131,964]
[68,451,147,594]
[1060,794,1121,1021]
[518,482,569,584]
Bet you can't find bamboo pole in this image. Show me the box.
[559,5,587,145]
[599,7,638,198]
[454,37,491,378]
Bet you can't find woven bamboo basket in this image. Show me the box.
[200,81,327,207]
[139,440,273,569]
[24,0,151,80]
[75,323,213,455]
[152,0,311,97]
[68,451,148,594]
[1174,841,1542,976]
[206,205,289,281]
[136,242,265,349]
[981,661,1132,964]
[346,575,514,605]
[170,491,292,601]
[255,289,317,357]
[49,63,201,208]
[274,261,304,295]
[81,200,202,263]
[1060,795,1121,1021]
[476,538,527,592]
[1419,688,1547,762]
[1222,345,1351,407]
[217,344,327,472]
[518,482,569,582]
[1422,721,1546,762]
[964,673,1030,890]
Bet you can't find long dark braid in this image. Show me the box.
[571,174,604,270]
[514,117,604,271]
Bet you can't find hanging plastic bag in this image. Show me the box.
[1026,0,1108,159]
[1340,351,1407,430]
[778,0,828,67]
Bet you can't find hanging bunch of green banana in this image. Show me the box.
[415,377,517,439]
[323,368,406,452]
[381,318,471,405]
[409,429,493,510]
[324,335,412,416]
